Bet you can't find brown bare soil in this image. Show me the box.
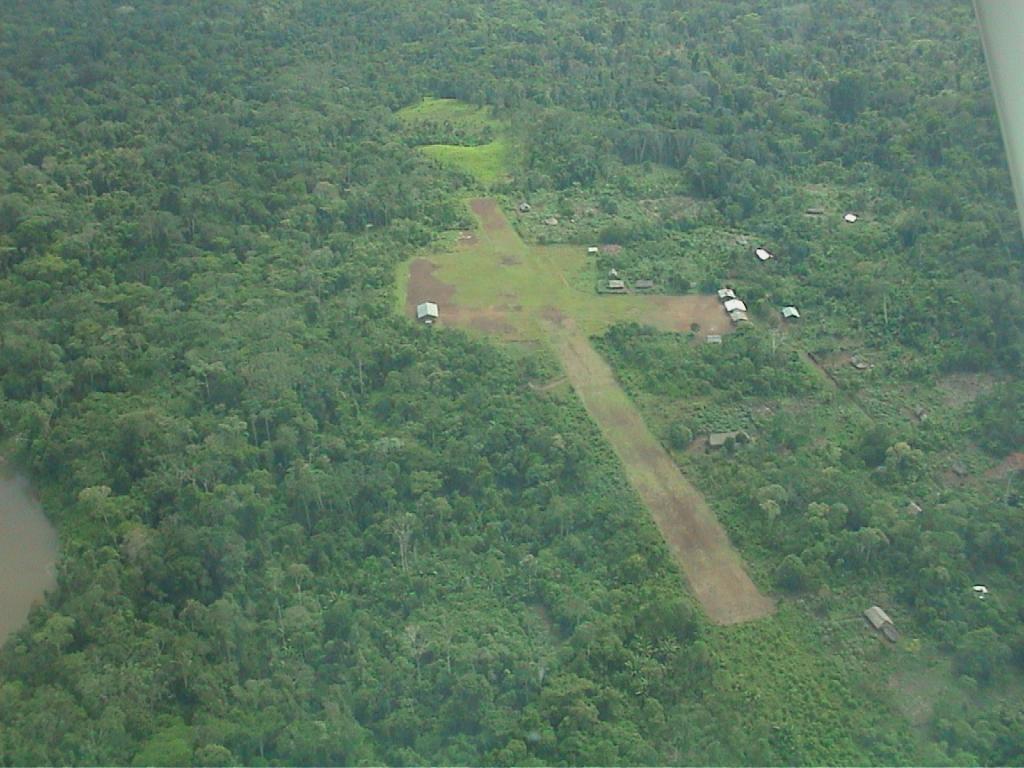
[643,295,732,335]
[986,452,1024,478]
[541,305,568,327]
[470,198,507,232]
[406,258,455,313]
[555,330,776,625]
[938,372,995,407]
[406,258,519,338]
[467,311,516,335]
[686,436,709,454]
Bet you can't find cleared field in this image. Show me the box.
[405,198,732,341]
[400,198,773,624]
[421,141,512,187]
[397,98,515,187]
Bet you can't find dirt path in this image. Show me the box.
[554,328,775,625]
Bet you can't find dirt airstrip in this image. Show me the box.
[402,198,776,625]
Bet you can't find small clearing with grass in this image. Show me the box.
[400,198,773,624]
[397,98,515,187]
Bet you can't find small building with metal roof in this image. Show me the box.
[864,606,899,642]
[416,302,439,324]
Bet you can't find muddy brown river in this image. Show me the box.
[0,468,58,644]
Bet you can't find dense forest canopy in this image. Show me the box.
[1,0,1023,765]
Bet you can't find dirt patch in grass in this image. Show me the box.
[407,259,455,312]
[541,305,568,327]
[466,310,516,336]
[938,372,995,407]
[555,330,775,625]
[986,452,1024,478]
[686,436,709,454]
[470,198,508,233]
[642,295,732,335]
[406,258,520,338]
[501,254,521,266]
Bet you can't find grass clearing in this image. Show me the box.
[396,97,500,132]
[421,140,513,187]
[398,98,515,187]
[402,198,732,342]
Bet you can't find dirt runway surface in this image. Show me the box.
[554,329,776,625]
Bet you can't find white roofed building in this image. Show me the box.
[416,302,439,323]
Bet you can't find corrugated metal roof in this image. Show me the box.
[864,606,893,629]
[416,302,439,319]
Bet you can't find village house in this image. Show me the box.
[416,302,439,324]
[755,247,774,261]
[782,306,801,319]
[864,606,899,642]
[708,430,748,449]
[607,279,626,292]
[634,279,655,290]
[717,287,736,300]
[723,298,747,314]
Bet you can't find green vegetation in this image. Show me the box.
[398,98,515,186]
[420,142,513,187]
[1,0,1024,766]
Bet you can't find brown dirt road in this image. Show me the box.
[554,328,776,625]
